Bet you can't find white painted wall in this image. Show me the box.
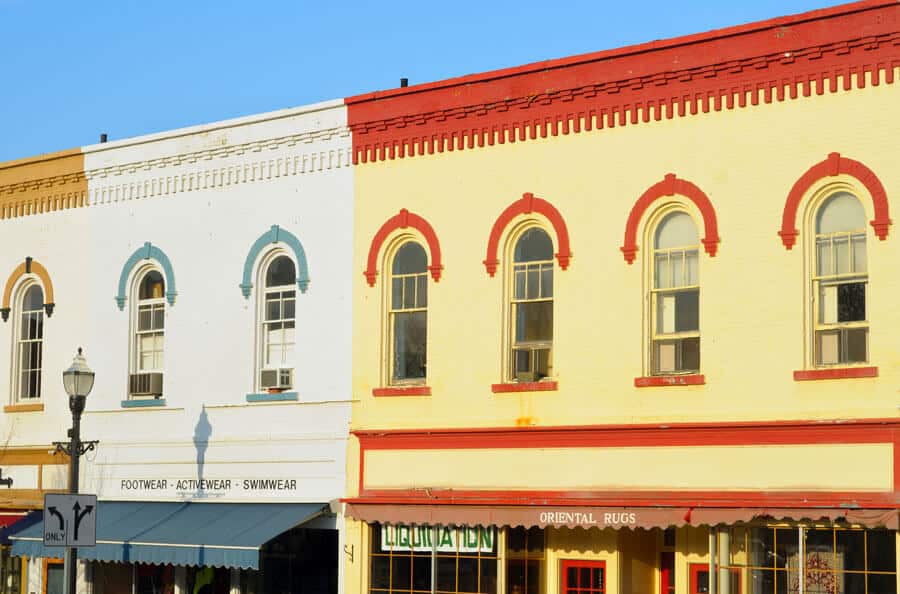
[0,100,353,505]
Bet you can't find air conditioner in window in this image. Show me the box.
[129,372,163,398]
[260,368,293,391]
[512,345,551,382]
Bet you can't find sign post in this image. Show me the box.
[43,494,97,548]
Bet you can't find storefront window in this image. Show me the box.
[370,524,498,594]
[0,547,21,594]
[506,527,544,594]
[727,526,896,594]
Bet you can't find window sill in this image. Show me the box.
[3,402,44,413]
[491,381,558,393]
[246,392,298,403]
[793,366,878,381]
[120,399,167,408]
[373,386,432,397]
[634,374,705,387]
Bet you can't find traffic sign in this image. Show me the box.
[43,494,97,547]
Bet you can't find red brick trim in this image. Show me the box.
[793,366,878,381]
[346,3,899,164]
[780,153,891,249]
[484,192,572,276]
[634,374,705,387]
[491,381,558,393]
[372,386,432,397]
[365,209,443,287]
[620,174,720,264]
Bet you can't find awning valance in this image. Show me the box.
[346,503,898,530]
[9,501,327,569]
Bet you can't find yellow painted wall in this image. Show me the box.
[362,443,893,493]
[0,149,86,219]
[351,76,900,434]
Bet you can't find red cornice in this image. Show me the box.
[779,153,891,249]
[345,2,899,165]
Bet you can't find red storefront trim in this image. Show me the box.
[793,366,878,381]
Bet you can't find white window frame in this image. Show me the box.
[806,187,870,368]
[385,238,429,386]
[504,223,555,383]
[130,267,166,376]
[11,278,45,402]
[643,204,702,377]
[255,249,297,391]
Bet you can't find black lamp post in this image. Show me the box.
[56,348,97,594]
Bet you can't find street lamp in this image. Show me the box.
[55,348,98,594]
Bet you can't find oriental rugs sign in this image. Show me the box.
[381,524,496,553]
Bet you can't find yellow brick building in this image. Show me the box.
[343,2,900,593]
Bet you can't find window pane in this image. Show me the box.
[393,311,427,381]
[138,309,152,331]
[371,557,390,589]
[139,271,164,300]
[514,228,553,263]
[437,557,457,592]
[265,256,296,287]
[867,530,897,572]
[404,277,417,309]
[655,212,699,249]
[540,266,553,298]
[867,573,896,594]
[816,238,831,276]
[817,331,840,365]
[458,557,478,593]
[671,252,684,288]
[846,328,868,363]
[654,342,676,374]
[284,298,295,320]
[819,285,838,324]
[805,529,834,555]
[391,557,411,590]
[837,282,865,322]
[834,236,850,274]
[657,295,675,334]
[654,254,669,289]
[392,242,427,274]
[681,337,700,372]
[417,275,428,308]
[480,559,498,594]
[514,269,526,300]
[835,530,865,571]
[526,269,539,300]
[392,278,403,309]
[24,285,44,310]
[152,307,165,330]
[266,298,281,321]
[515,302,553,343]
[413,556,431,591]
[675,290,699,332]
[685,250,699,285]
[817,192,866,234]
[852,234,867,273]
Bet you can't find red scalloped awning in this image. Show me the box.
[345,503,898,530]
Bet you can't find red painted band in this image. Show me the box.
[793,366,878,381]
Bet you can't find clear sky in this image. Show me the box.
[0,0,847,162]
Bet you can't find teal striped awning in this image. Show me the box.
[9,501,327,569]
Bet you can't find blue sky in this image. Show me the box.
[0,0,846,162]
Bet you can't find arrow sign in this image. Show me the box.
[43,494,97,547]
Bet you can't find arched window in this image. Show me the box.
[651,212,700,375]
[258,254,296,391]
[510,227,554,382]
[813,192,868,366]
[129,269,165,398]
[389,242,428,384]
[14,284,44,400]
